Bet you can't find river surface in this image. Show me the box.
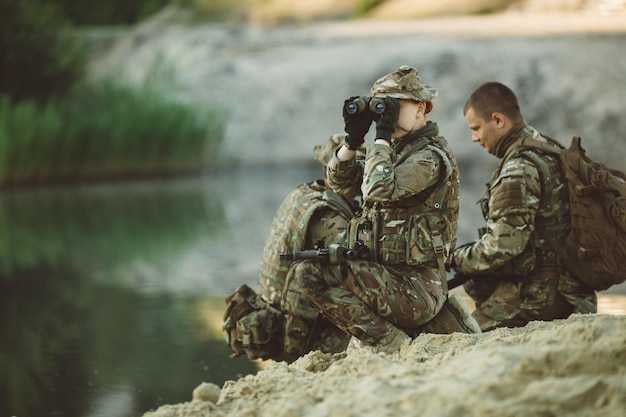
[1,166,624,417]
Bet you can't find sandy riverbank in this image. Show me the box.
[143,313,625,417]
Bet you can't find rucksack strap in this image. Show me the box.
[534,228,568,263]
[429,224,448,295]
[323,189,357,220]
[506,135,566,212]
[517,150,554,213]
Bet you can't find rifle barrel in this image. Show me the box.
[279,250,328,261]
[446,272,473,290]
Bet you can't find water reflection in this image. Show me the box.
[0,169,323,417]
[0,167,624,417]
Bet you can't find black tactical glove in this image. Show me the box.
[343,96,373,150]
[374,96,400,142]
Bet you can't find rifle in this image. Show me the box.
[282,244,475,291]
[446,271,473,291]
[282,244,477,290]
[280,243,370,264]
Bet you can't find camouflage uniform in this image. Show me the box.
[258,135,355,356]
[294,67,461,345]
[453,122,597,331]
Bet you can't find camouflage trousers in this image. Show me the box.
[293,259,446,345]
[280,265,351,357]
[463,268,596,331]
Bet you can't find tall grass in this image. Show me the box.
[0,81,225,187]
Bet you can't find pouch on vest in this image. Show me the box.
[407,214,450,267]
[223,284,284,361]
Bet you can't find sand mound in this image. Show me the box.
[143,314,626,417]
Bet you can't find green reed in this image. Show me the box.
[0,81,225,187]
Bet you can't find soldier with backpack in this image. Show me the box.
[451,81,600,332]
[291,66,479,354]
[223,135,357,363]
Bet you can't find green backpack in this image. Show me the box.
[222,284,311,363]
[521,136,626,291]
[222,284,284,361]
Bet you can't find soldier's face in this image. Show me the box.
[465,106,501,154]
[394,99,426,138]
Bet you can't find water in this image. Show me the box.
[1,166,624,417]
[0,166,320,417]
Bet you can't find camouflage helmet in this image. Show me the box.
[371,65,438,102]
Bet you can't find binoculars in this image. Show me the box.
[345,96,386,115]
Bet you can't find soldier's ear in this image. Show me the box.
[491,112,506,127]
[416,101,427,116]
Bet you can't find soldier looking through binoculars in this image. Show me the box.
[291,65,479,353]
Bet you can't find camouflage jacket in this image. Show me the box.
[258,180,355,304]
[453,122,569,276]
[328,122,459,269]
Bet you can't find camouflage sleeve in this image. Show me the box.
[454,155,542,274]
[327,150,363,197]
[361,142,441,202]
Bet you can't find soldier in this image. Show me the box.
[256,134,357,361]
[293,65,476,354]
[451,81,597,332]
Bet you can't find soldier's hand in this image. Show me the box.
[375,96,400,141]
[343,96,373,150]
[451,242,474,272]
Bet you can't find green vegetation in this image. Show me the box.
[179,0,248,22]
[0,0,226,187]
[41,0,170,25]
[0,84,225,187]
[0,0,85,103]
[355,0,387,17]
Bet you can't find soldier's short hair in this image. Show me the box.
[464,82,522,123]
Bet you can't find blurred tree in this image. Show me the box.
[0,0,85,103]
[46,0,170,25]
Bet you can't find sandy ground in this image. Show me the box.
[143,314,626,417]
[85,6,626,417]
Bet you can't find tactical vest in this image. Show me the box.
[480,138,570,275]
[259,180,354,303]
[349,136,459,269]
